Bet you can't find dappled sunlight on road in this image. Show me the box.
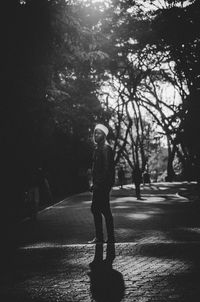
[137,233,177,244]
[3,182,200,302]
[19,241,64,249]
[53,206,69,209]
[82,200,92,204]
[112,196,165,204]
[118,254,190,272]
[126,213,152,220]
[116,228,135,236]
[125,208,164,220]
[175,227,200,240]
[16,182,197,250]
[182,227,200,234]
[7,240,199,302]
[150,185,168,191]
[112,194,189,205]
[115,228,173,244]
[19,242,94,250]
[115,205,133,209]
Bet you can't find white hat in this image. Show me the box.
[94,124,109,137]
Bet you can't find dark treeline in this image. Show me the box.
[1,0,200,227]
[151,0,200,180]
[0,0,107,224]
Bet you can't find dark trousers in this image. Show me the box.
[91,187,114,241]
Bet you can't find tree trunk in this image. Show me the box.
[166,139,175,181]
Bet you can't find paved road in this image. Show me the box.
[1,182,200,301]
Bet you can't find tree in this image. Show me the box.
[90,0,199,180]
[150,0,200,176]
[0,0,110,223]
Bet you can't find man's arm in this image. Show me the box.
[95,145,114,188]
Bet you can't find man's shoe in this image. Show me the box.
[88,237,104,244]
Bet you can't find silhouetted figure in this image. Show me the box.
[25,168,40,220]
[118,166,125,189]
[143,170,151,186]
[37,167,53,207]
[89,124,115,244]
[88,243,124,302]
[132,164,142,200]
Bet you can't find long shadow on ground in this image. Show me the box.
[88,243,125,302]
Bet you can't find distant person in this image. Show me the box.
[37,167,53,206]
[89,123,115,246]
[143,170,151,186]
[25,168,40,220]
[118,166,125,189]
[152,169,158,182]
[132,164,142,200]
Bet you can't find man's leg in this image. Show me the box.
[105,242,115,267]
[102,203,115,242]
[91,203,104,241]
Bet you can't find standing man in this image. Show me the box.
[132,164,142,200]
[89,124,115,244]
[118,166,125,189]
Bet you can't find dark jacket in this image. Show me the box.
[92,143,115,190]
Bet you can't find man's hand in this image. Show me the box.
[89,184,99,192]
[89,185,94,192]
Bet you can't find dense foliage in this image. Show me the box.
[1,0,107,222]
[1,0,200,224]
[89,0,200,180]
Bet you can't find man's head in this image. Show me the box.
[94,124,109,144]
